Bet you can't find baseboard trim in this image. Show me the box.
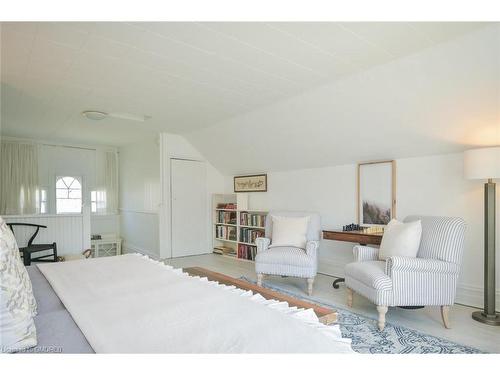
[455,283,500,310]
[122,242,159,260]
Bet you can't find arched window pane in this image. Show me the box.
[63,177,74,187]
[56,176,82,214]
[56,178,67,188]
[69,178,81,189]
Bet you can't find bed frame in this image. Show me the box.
[184,267,337,325]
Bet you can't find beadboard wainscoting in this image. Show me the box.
[4,214,90,255]
[91,213,120,235]
[119,209,159,257]
[121,241,159,259]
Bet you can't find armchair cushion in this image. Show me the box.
[269,215,309,249]
[345,261,392,291]
[255,245,317,278]
[255,246,314,268]
[378,219,422,260]
[385,256,460,277]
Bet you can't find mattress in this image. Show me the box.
[24,266,94,353]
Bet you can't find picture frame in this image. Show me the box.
[234,174,267,193]
[357,160,396,226]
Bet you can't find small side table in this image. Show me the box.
[91,237,122,258]
[322,230,383,289]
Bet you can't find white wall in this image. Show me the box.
[159,133,225,259]
[119,135,161,258]
[224,152,499,309]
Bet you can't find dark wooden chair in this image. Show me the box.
[7,223,58,266]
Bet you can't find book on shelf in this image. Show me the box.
[239,228,265,244]
[216,203,237,210]
[214,246,236,257]
[215,225,237,241]
[240,212,266,227]
[217,210,237,224]
[237,244,257,261]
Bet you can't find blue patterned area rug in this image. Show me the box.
[240,276,484,354]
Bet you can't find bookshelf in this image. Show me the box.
[212,194,267,262]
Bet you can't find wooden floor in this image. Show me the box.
[166,253,500,353]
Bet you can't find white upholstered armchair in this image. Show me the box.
[345,216,466,331]
[255,211,321,295]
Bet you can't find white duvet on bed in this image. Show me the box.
[37,254,353,353]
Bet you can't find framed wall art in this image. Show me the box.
[234,174,267,193]
[357,160,396,226]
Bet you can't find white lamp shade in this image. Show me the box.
[464,147,500,180]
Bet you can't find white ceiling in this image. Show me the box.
[186,24,500,174]
[0,22,490,146]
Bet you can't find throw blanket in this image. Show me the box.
[37,254,353,353]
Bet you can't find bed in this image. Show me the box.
[26,254,353,353]
[26,266,93,353]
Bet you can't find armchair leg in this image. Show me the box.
[346,288,353,308]
[307,278,314,296]
[376,305,388,331]
[257,273,264,287]
[441,306,451,329]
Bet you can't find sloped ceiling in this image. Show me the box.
[185,24,500,174]
[0,21,491,146]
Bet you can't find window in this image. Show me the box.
[90,190,107,214]
[37,188,48,214]
[56,176,82,214]
[91,190,98,213]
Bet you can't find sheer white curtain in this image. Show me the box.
[104,151,118,213]
[95,150,118,214]
[0,142,39,215]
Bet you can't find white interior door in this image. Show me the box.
[171,159,207,258]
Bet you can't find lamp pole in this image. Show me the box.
[472,178,500,325]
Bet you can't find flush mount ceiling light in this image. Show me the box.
[82,111,107,120]
[81,110,151,122]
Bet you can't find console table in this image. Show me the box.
[322,230,383,289]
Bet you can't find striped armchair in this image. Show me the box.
[344,216,466,331]
[255,211,321,295]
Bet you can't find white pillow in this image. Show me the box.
[270,215,310,249]
[0,216,38,353]
[378,219,422,261]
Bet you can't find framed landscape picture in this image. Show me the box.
[234,174,267,193]
[357,160,396,226]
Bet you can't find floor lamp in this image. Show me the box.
[464,146,500,325]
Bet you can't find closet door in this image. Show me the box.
[170,159,207,258]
